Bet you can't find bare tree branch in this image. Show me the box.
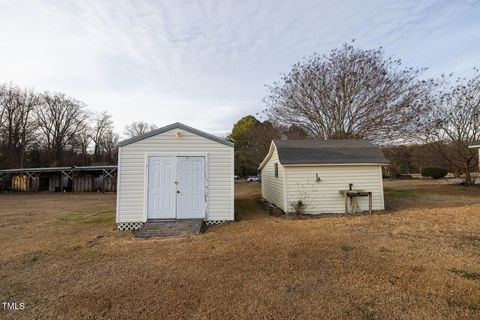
[36,92,89,166]
[123,121,157,138]
[265,44,436,143]
[419,70,480,184]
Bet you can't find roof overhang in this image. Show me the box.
[0,165,117,174]
[118,122,233,148]
[258,141,277,171]
[282,162,389,167]
[258,140,389,170]
[468,144,480,149]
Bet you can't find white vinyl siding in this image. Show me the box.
[117,128,234,222]
[285,165,384,214]
[261,146,286,210]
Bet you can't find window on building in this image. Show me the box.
[274,163,279,177]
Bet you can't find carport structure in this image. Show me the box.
[0,165,117,193]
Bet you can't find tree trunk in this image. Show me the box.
[465,165,472,185]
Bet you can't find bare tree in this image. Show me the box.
[421,71,480,184]
[75,124,92,165]
[0,84,40,167]
[101,129,119,164]
[36,92,89,166]
[283,125,310,139]
[92,111,113,162]
[123,121,157,138]
[382,145,413,179]
[265,43,436,143]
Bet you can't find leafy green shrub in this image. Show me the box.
[421,167,448,179]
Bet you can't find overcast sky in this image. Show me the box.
[1,0,479,137]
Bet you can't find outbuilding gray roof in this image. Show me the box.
[118,122,233,147]
[273,139,388,165]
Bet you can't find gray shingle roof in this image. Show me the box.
[273,139,388,165]
[118,122,233,147]
[470,140,480,147]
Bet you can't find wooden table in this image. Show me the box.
[339,190,372,214]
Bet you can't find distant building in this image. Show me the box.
[0,166,117,192]
[469,140,480,171]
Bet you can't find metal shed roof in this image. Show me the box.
[118,122,233,147]
[0,165,117,174]
[271,139,388,166]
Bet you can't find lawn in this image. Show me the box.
[1,180,479,319]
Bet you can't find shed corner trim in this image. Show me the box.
[258,141,278,171]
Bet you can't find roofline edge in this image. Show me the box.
[118,122,233,147]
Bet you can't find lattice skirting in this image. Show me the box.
[119,220,224,229]
[117,222,144,231]
[205,220,225,225]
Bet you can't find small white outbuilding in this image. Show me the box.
[116,123,234,230]
[258,139,388,214]
[469,140,480,171]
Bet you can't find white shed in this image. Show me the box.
[258,139,388,214]
[116,123,234,230]
[469,140,480,171]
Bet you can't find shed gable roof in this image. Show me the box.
[259,139,387,169]
[118,122,233,147]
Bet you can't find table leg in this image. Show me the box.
[369,193,372,214]
[345,195,348,214]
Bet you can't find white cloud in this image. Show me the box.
[0,0,479,134]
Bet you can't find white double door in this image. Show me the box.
[147,156,205,219]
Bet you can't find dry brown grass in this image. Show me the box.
[1,180,480,319]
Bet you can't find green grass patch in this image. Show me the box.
[54,214,87,225]
[79,217,114,224]
[449,268,480,280]
[81,249,106,258]
[341,244,354,252]
[54,210,115,226]
[383,187,415,198]
[361,308,377,320]
[447,296,480,313]
[468,304,480,312]
[95,210,115,215]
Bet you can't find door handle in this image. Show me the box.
[177,191,180,193]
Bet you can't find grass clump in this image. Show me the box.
[357,300,377,320]
[461,234,480,242]
[449,268,480,280]
[468,304,480,312]
[361,308,377,320]
[341,244,354,252]
[411,266,426,272]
